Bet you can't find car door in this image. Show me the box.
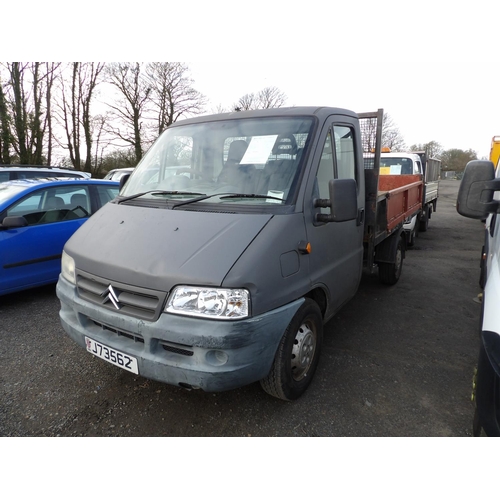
[0,184,92,294]
[304,117,365,318]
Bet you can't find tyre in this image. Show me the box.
[260,298,323,401]
[378,236,403,285]
[419,206,430,232]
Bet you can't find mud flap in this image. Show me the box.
[374,228,405,265]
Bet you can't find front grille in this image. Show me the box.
[92,321,145,343]
[160,341,194,357]
[77,270,167,321]
[92,320,193,357]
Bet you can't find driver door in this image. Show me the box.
[304,117,365,318]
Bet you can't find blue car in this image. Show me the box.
[0,178,119,296]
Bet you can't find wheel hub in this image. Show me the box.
[291,323,316,381]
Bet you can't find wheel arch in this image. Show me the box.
[304,286,328,320]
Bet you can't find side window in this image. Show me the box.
[0,171,10,182]
[23,171,53,179]
[7,192,44,220]
[333,125,356,180]
[96,185,119,207]
[7,186,91,225]
[315,131,335,214]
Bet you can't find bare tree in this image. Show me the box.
[0,74,12,164]
[256,86,287,109]
[381,113,406,151]
[4,62,59,165]
[233,86,287,111]
[81,63,105,172]
[45,62,61,165]
[234,92,256,111]
[211,103,230,114]
[409,140,443,158]
[106,62,151,163]
[57,62,105,171]
[90,114,112,177]
[145,62,206,135]
[8,62,29,163]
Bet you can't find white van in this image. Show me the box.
[457,160,500,436]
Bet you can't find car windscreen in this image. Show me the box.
[120,116,314,208]
[0,183,29,208]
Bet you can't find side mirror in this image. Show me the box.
[119,174,130,192]
[315,178,358,223]
[457,160,500,219]
[1,216,28,228]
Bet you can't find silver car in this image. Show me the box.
[0,165,90,182]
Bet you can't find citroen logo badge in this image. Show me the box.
[102,285,121,310]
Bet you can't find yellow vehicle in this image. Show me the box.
[490,136,500,169]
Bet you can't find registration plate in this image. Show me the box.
[85,337,139,374]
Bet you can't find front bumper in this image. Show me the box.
[56,276,303,392]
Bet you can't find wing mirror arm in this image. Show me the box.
[314,178,358,223]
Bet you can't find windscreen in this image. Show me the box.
[120,116,314,208]
[380,157,417,175]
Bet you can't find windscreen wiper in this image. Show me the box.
[171,192,284,209]
[116,190,205,204]
[220,193,284,202]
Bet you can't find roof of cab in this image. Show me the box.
[169,106,359,127]
[380,152,422,160]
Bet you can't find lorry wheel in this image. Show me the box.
[378,237,403,285]
[419,206,430,232]
[260,298,323,401]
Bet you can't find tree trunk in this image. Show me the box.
[0,81,11,164]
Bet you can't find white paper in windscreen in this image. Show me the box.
[390,165,402,175]
[240,135,278,164]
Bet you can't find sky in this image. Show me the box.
[188,61,497,159]
[7,1,500,161]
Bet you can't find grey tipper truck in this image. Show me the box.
[57,107,422,400]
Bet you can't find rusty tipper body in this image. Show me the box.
[57,107,422,400]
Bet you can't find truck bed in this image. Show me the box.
[377,174,423,232]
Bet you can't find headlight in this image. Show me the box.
[61,251,76,284]
[166,286,249,320]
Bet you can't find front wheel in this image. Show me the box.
[260,299,323,401]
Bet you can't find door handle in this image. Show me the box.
[357,208,365,226]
